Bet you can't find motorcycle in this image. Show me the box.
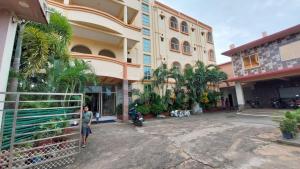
[246,97,260,108]
[288,98,300,109]
[129,105,143,127]
[271,98,286,109]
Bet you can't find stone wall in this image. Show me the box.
[232,33,300,77]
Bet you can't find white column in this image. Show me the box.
[124,5,128,24]
[123,38,128,61]
[0,10,18,128]
[64,0,70,5]
[235,82,245,111]
[122,37,128,121]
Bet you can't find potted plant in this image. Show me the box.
[280,117,298,139]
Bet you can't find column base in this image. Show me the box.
[238,104,245,111]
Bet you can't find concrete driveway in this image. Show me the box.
[64,113,300,169]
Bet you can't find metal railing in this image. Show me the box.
[0,92,83,169]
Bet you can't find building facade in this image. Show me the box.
[222,24,300,109]
[48,0,215,120]
[218,62,238,109]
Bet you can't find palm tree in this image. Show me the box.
[184,61,227,112]
[152,63,168,97]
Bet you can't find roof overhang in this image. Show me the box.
[227,66,300,83]
[222,24,300,56]
[0,0,48,24]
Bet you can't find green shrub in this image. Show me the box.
[150,103,165,116]
[137,105,151,115]
[285,111,296,119]
[280,118,298,137]
[296,114,300,123]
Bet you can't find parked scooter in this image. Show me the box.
[246,97,260,108]
[271,98,286,109]
[129,105,143,127]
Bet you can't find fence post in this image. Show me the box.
[8,93,20,169]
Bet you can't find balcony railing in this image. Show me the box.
[48,0,141,32]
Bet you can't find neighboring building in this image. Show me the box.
[0,0,48,127]
[48,0,215,120]
[222,24,300,109]
[218,62,238,109]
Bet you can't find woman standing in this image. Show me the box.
[81,105,92,148]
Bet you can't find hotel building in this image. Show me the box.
[48,0,215,120]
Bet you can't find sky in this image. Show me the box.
[157,0,300,64]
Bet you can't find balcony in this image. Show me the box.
[48,0,141,41]
[71,53,142,83]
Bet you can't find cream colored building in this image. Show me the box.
[48,0,215,120]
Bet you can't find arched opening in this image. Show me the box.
[71,45,92,54]
[170,38,179,51]
[182,41,191,54]
[172,62,181,71]
[170,16,178,30]
[99,49,116,58]
[181,21,188,33]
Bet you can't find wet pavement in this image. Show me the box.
[63,112,300,169]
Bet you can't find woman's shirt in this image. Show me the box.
[82,111,92,127]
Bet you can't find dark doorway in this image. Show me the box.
[228,94,234,108]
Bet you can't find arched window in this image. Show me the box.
[99,49,116,58]
[185,64,192,70]
[170,38,179,51]
[71,45,92,54]
[182,41,191,54]
[170,16,178,30]
[172,62,181,71]
[181,21,188,34]
[208,50,215,61]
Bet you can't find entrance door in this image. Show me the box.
[101,92,116,116]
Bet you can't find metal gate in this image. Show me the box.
[0,92,83,169]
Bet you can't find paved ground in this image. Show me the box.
[64,112,300,169]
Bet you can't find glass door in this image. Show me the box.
[100,86,116,117]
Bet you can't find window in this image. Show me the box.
[143,54,151,65]
[185,64,192,70]
[144,84,152,92]
[208,50,215,61]
[172,62,181,71]
[170,38,179,51]
[127,58,132,63]
[143,28,150,36]
[243,53,260,69]
[71,45,92,54]
[182,41,191,54]
[143,38,151,52]
[144,66,151,80]
[169,16,178,30]
[142,3,149,13]
[99,49,115,58]
[142,14,150,26]
[181,21,188,34]
[207,32,213,43]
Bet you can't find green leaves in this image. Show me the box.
[22,26,49,77]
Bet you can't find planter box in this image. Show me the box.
[282,131,294,139]
[143,114,155,120]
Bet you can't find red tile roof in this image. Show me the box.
[222,24,300,56]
